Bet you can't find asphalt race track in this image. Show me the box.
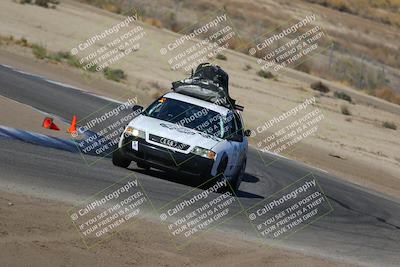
[1,64,400,266]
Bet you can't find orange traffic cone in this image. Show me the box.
[67,115,77,136]
[42,117,60,131]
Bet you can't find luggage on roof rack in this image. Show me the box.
[171,63,243,111]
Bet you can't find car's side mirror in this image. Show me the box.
[228,133,243,142]
[244,129,252,137]
[132,105,143,114]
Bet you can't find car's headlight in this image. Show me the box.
[192,146,216,160]
[124,126,145,138]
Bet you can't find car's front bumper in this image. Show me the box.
[119,136,214,179]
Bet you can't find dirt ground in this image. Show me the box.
[0,1,398,266]
[0,94,71,139]
[0,190,360,267]
[0,0,399,198]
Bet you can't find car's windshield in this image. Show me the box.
[144,97,233,139]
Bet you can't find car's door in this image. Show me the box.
[228,112,247,175]
[224,111,241,176]
[234,112,248,166]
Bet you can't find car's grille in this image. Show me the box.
[148,134,190,151]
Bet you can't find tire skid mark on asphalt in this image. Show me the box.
[0,125,111,158]
[0,125,78,153]
[326,194,400,231]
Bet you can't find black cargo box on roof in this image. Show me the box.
[171,63,243,110]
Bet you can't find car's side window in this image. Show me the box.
[234,113,244,136]
[223,112,237,138]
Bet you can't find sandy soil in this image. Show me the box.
[0,1,398,266]
[0,190,360,267]
[0,94,71,139]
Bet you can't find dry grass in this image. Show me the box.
[76,0,400,105]
[340,105,351,115]
[0,35,130,81]
[374,87,400,105]
[304,0,400,27]
[77,0,400,70]
[101,3,121,14]
[144,18,163,28]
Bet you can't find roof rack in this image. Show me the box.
[171,63,244,111]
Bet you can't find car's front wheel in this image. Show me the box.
[112,148,131,168]
[229,159,246,193]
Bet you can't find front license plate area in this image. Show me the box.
[132,141,139,151]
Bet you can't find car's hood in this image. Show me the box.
[128,115,222,153]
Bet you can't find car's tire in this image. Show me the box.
[137,162,150,170]
[199,156,228,189]
[228,158,246,193]
[112,149,131,168]
[217,156,228,175]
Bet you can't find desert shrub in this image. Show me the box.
[7,36,123,76]
[340,105,351,115]
[257,69,274,79]
[32,44,47,59]
[45,51,81,68]
[328,0,352,12]
[382,121,397,130]
[35,0,50,7]
[244,64,252,71]
[16,37,29,47]
[56,51,72,59]
[103,67,126,82]
[304,0,352,15]
[19,0,59,8]
[46,51,67,62]
[0,36,13,46]
[47,52,63,62]
[334,91,352,102]
[66,56,80,68]
[85,63,98,72]
[216,54,227,60]
[311,81,330,93]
